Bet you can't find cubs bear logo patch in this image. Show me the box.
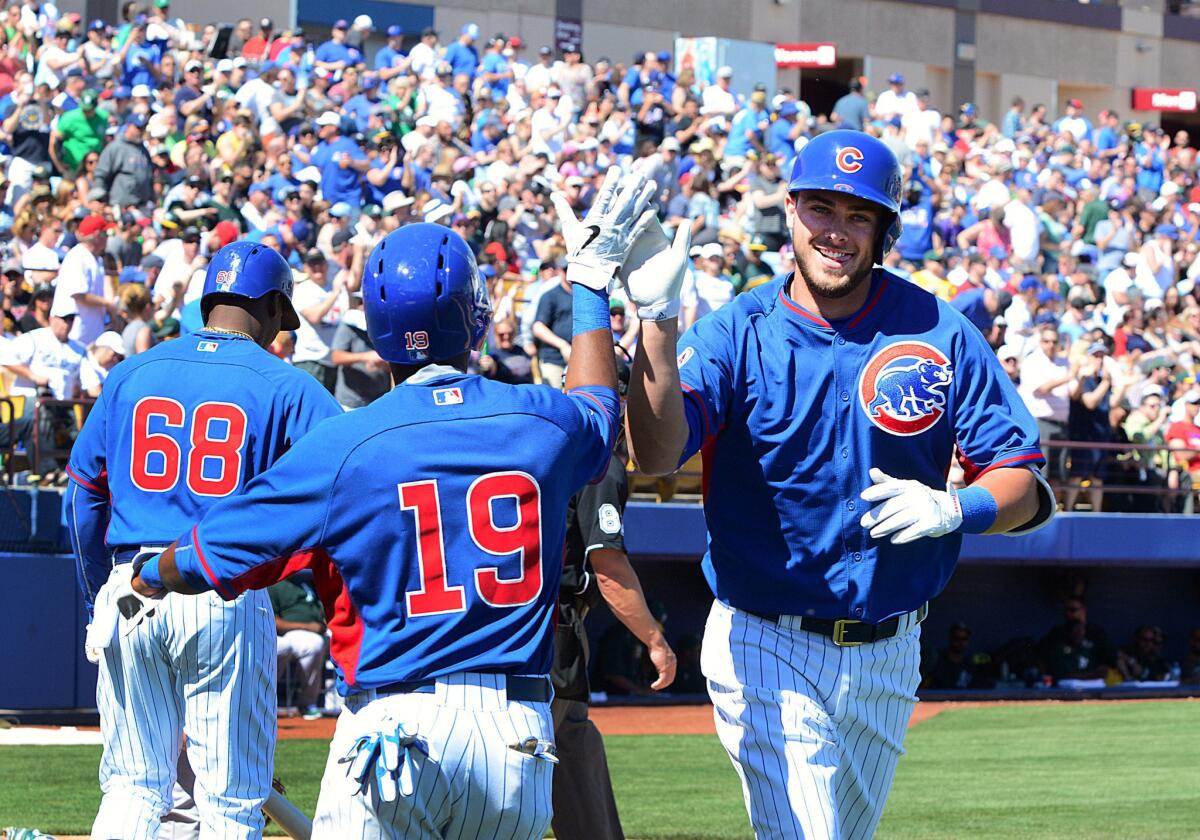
[858,341,952,436]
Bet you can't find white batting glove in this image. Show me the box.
[859,467,963,545]
[550,167,658,291]
[619,218,692,321]
[107,563,162,635]
[84,573,122,663]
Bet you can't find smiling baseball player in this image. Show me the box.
[119,169,657,838]
[623,130,1055,838]
[65,241,342,838]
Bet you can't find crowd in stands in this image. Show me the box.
[0,6,1195,513]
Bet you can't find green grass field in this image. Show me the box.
[1,701,1197,838]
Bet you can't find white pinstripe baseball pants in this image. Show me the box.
[92,584,276,839]
[702,599,922,840]
[312,673,555,840]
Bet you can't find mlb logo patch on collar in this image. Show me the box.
[197,340,219,353]
[433,387,464,406]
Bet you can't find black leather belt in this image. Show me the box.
[371,675,552,703]
[113,545,169,565]
[741,603,928,647]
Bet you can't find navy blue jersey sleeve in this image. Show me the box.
[171,427,342,598]
[950,318,1045,482]
[563,384,620,485]
[676,312,737,465]
[66,385,109,490]
[64,477,111,615]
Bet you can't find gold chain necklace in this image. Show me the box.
[204,327,255,341]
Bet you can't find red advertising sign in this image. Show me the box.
[1131,88,1197,112]
[775,43,837,69]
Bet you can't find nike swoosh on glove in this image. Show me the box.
[550,166,659,291]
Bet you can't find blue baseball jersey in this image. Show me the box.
[166,370,618,694]
[66,331,342,607]
[676,271,1043,622]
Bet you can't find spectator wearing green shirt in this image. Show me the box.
[50,90,108,174]
[268,577,328,719]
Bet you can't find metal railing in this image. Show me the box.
[628,438,1200,511]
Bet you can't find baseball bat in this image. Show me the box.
[263,787,313,840]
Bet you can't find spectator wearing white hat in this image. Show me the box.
[680,241,735,331]
[347,14,373,53]
[1166,390,1200,512]
[80,330,125,397]
[701,65,737,118]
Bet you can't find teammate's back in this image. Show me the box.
[68,330,338,548]
[176,367,613,690]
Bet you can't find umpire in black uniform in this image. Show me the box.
[551,353,677,840]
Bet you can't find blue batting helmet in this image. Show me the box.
[362,224,492,364]
[788,129,903,262]
[201,241,300,330]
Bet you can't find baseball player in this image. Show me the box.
[551,354,676,840]
[65,242,342,839]
[622,130,1056,838]
[118,170,657,838]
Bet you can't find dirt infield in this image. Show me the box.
[273,697,1195,740]
[275,700,991,740]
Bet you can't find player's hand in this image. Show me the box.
[619,218,692,321]
[107,564,164,635]
[859,468,963,544]
[648,637,677,691]
[84,572,124,663]
[550,166,658,291]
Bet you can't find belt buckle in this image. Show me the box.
[832,618,863,647]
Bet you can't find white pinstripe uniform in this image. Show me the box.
[701,601,923,840]
[92,585,276,839]
[312,673,556,839]
[64,325,343,840]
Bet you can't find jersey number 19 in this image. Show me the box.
[399,472,542,618]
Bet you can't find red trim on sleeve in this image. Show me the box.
[228,549,323,594]
[777,288,831,327]
[681,383,711,442]
[191,526,236,600]
[308,548,364,690]
[847,276,890,330]
[570,389,615,424]
[975,451,1044,479]
[65,464,107,495]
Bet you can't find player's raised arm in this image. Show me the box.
[551,167,656,425]
[620,218,693,475]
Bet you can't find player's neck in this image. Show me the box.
[787,271,874,322]
[205,308,268,348]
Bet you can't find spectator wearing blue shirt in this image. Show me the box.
[343,74,380,134]
[1002,97,1024,139]
[479,36,513,97]
[1135,128,1167,197]
[443,24,480,83]
[375,26,407,81]
[314,20,361,77]
[1095,111,1121,160]
[620,52,663,108]
[831,79,869,132]
[122,22,161,89]
[365,139,404,206]
[402,140,435,196]
[766,101,802,167]
[952,286,1007,338]
[655,51,676,101]
[310,111,368,208]
[725,91,769,161]
[897,182,938,264]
